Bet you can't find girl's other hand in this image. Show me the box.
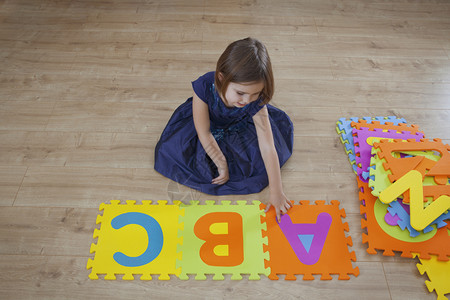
[211,165,229,185]
[264,192,292,223]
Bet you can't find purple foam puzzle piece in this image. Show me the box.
[384,212,401,226]
[353,127,424,182]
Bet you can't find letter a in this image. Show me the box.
[278,213,332,265]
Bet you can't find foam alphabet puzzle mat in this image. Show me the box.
[263,200,359,280]
[336,116,450,299]
[176,200,268,280]
[358,177,450,261]
[87,200,359,281]
[86,200,183,280]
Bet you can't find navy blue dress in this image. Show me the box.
[154,72,293,195]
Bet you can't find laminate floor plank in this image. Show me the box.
[0,207,96,256]
[46,101,176,134]
[275,79,450,109]
[0,73,194,103]
[330,57,450,83]
[0,166,27,206]
[14,167,166,208]
[0,131,155,169]
[0,100,55,131]
[316,16,450,39]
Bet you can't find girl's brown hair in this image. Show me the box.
[215,37,274,105]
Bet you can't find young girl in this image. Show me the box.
[154,37,294,221]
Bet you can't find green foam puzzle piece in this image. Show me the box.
[176,200,269,280]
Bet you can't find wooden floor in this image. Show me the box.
[1,0,449,299]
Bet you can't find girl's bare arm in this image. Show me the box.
[192,92,229,185]
[253,105,292,221]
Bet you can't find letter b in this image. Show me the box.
[194,212,244,266]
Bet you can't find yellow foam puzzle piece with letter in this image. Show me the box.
[414,253,450,300]
[86,200,183,280]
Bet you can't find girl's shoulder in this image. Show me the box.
[191,71,215,103]
[193,71,215,84]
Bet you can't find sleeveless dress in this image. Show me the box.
[154,71,294,195]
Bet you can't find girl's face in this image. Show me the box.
[223,81,264,108]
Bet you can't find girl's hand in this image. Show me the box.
[211,164,229,185]
[264,191,292,223]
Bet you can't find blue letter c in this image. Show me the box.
[111,212,163,267]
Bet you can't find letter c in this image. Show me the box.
[111,212,164,267]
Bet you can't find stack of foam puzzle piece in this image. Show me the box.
[336,117,450,300]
